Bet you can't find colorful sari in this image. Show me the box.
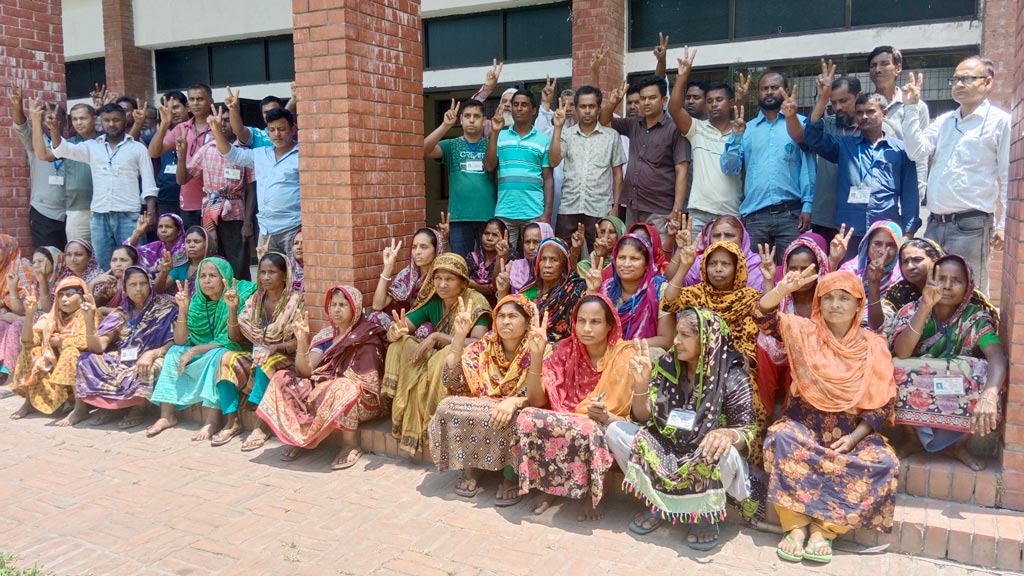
[509,222,554,292]
[151,257,256,409]
[131,213,187,272]
[889,255,1001,449]
[429,294,534,472]
[288,230,304,292]
[519,238,586,343]
[626,222,669,275]
[76,267,178,408]
[168,227,213,297]
[367,228,444,338]
[684,215,764,290]
[512,294,636,506]
[55,240,103,285]
[382,253,492,455]
[602,234,666,340]
[11,278,88,414]
[880,238,944,328]
[839,220,904,301]
[577,216,626,277]
[257,285,387,447]
[624,308,757,524]
[0,235,36,375]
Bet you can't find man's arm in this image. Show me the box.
[29,108,57,162]
[548,110,566,167]
[424,100,459,159]
[147,104,176,158]
[667,49,696,135]
[483,104,505,173]
[540,167,553,223]
[798,137,816,214]
[900,155,921,234]
[600,79,627,127]
[802,118,840,163]
[535,76,556,135]
[138,144,159,216]
[673,161,689,214]
[996,116,1010,231]
[285,82,298,113]
[224,87,253,147]
[176,139,193,185]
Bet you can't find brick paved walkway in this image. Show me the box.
[0,396,1004,576]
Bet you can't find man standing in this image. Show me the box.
[150,83,215,228]
[47,103,157,267]
[601,76,691,246]
[549,86,626,249]
[683,81,708,121]
[148,92,189,222]
[484,90,553,249]
[901,57,1010,294]
[721,71,815,259]
[213,105,301,257]
[10,88,67,248]
[226,86,298,149]
[424,98,495,258]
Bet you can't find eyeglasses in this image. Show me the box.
[948,75,989,86]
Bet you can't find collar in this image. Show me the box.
[637,112,670,129]
[888,89,904,108]
[571,122,607,136]
[98,133,134,146]
[506,124,538,139]
[957,98,991,121]
[269,144,299,160]
[858,131,891,148]
[751,110,784,125]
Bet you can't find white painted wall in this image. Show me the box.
[424,58,571,90]
[422,0,562,18]
[131,0,293,49]
[63,0,104,60]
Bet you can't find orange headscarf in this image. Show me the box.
[779,271,896,413]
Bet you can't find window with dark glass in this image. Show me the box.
[66,58,105,99]
[628,0,729,48]
[851,0,977,26]
[504,3,571,60]
[425,12,502,68]
[156,35,294,91]
[734,0,845,38]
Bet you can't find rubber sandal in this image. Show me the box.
[687,522,720,551]
[803,538,833,564]
[628,510,664,535]
[240,431,268,452]
[776,533,805,562]
[210,427,242,447]
[331,448,363,470]
[453,476,480,498]
[494,482,522,507]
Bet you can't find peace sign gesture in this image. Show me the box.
[591,45,608,69]
[208,104,224,130]
[653,33,670,63]
[175,137,186,157]
[292,309,310,344]
[628,338,653,385]
[775,264,818,297]
[921,266,943,308]
[133,101,149,128]
[901,72,924,106]
[174,280,190,311]
[485,58,504,88]
[6,268,20,295]
[757,243,777,285]
[585,256,605,294]
[134,212,152,236]
[610,78,629,105]
[158,101,173,127]
[491,102,507,132]
[527,303,549,357]
[817,58,837,97]
[494,257,511,298]
[450,296,474,340]
[830,224,854,267]
[570,222,586,252]
[81,294,97,321]
[553,106,567,129]
[441,98,461,128]
[592,223,612,259]
[437,212,451,246]
[730,105,746,134]
[735,72,751,105]
[541,75,557,108]
[24,294,38,314]
[256,237,270,261]
[224,86,240,111]
[387,309,410,342]
[495,229,510,260]
[674,213,697,268]
[676,45,697,78]
[780,84,799,118]
[866,257,886,287]
[222,277,240,311]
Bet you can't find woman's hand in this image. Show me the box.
[494,258,510,298]
[387,309,409,342]
[586,399,610,425]
[757,243,776,285]
[829,433,860,454]
[774,264,818,298]
[450,296,473,341]
[6,269,19,296]
[81,294,97,322]
[591,225,612,260]
[830,224,853,266]
[223,277,240,311]
[158,249,173,276]
[436,212,451,247]
[921,266,942,309]
[971,387,1000,437]
[527,304,549,357]
[674,215,697,269]
[488,397,520,429]
[174,280,190,312]
[409,332,439,364]
[178,347,195,375]
[585,256,605,294]
[381,238,402,276]
[292,309,310,344]
[699,428,739,463]
[865,257,886,288]
[24,294,38,315]
[134,212,151,237]
[571,222,585,253]
[495,230,510,261]
[136,349,155,376]
[628,338,653,386]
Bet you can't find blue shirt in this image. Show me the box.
[804,119,920,235]
[243,126,273,148]
[721,111,816,215]
[224,144,301,235]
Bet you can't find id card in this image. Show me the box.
[120,346,140,363]
[163,164,177,175]
[666,408,697,431]
[933,376,965,396]
[462,160,484,173]
[848,185,871,204]
[49,175,65,186]
[223,167,241,180]
[252,345,267,359]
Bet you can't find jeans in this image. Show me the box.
[925,212,993,295]
[624,209,670,249]
[91,212,139,269]
[743,206,802,265]
[29,207,67,250]
[687,208,719,242]
[448,221,486,260]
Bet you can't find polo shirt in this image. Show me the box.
[494,126,550,220]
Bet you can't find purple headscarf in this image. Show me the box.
[509,222,554,293]
[684,215,763,290]
[602,234,665,340]
[132,213,187,273]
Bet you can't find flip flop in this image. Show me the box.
[494,481,522,507]
[210,426,242,447]
[628,510,664,535]
[803,538,833,564]
[280,446,301,462]
[117,413,146,430]
[240,431,269,452]
[453,476,480,498]
[776,533,805,562]
[331,448,363,470]
[687,522,720,551]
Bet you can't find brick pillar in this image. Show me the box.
[571,0,625,93]
[998,0,1024,512]
[0,0,66,252]
[292,0,425,315]
[102,0,152,100]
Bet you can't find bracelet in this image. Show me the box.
[666,281,683,290]
[632,390,650,397]
[528,369,542,377]
[228,321,239,327]
[907,323,922,336]
[380,273,394,282]
[868,299,881,307]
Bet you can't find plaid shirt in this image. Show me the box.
[187,140,254,221]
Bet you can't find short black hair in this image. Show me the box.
[260,95,285,109]
[69,103,96,116]
[832,76,862,94]
[511,89,536,109]
[461,98,485,114]
[703,82,734,100]
[187,83,212,97]
[761,70,789,89]
[626,84,641,96]
[574,85,602,107]
[868,45,902,67]
[685,80,707,94]
[98,103,126,117]
[265,107,295,128]
[115,96,137,108]
[636,76,667,97]
[162,91,187,107]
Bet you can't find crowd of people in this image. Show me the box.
[0,36,1011,562]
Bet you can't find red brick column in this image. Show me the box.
[292,0,424,316]
[102,0,152,100]
[571,0,625,93]
[998,0,1024,512]
[0,0,66,252]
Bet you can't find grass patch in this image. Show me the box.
[0,554,54,576]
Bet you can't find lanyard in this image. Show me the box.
[43,135,64,172]
[187,123,212,158]
[856,142,885,185]
[463,136,482,154]
[105,140,123,166]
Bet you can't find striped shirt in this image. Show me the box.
[494,126,550,220]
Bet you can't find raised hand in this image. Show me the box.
[24,294,38,314]
[817,58,836,97]
[585,256,605,293]
[256,237,269,261]
[730,105,746,134]
[495,230,510,260]
[735,72,751,105]
[292,309,310,344]
[776,264,818,297]
[224,86,239,111]
[676,45,697,78]
[757,243,777,282]
[675,214,697,267]
[553,107,566,129]
[134,212,152,236]
[6,269,19,294]
[780,84,799,118]
[174,281,190,310]
[381,238,402,275]
[27,98,44,124]
[609,78,629,105]
[90,83,107,109]
[450,296,473,340]
[207,104,224,130]
[175,137,186,157]
[653,33,669,63]
[222,277,240,311]
[592,224,612,259]
[441,98,460,128]
[901,72,924,106]
[628,338,653,385]
[540,75,556,108]
[830,224,853,265]
[865,258,886,287]
[921,266,942,308]
[158,102,172,127]
[485,58,504,87]
[387,309,410,342]
[591,45,608,69]
[526,304,549,357]
[436,212,451,245]
[133,101,149,127]
[81,294,97,320]
[9,85,23,108]
[571,222,585,251]
[491,103,507,132]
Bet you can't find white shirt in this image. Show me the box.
[882,89,930,204]
[51,134,158,214]
[902,99,1010,229]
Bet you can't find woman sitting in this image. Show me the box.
[288,229,304,292]
[467,218,514,305]
[226,252,303,451]
[156,226,211,296]
[672,215,764,289]
[839,220,902,326]
[88,245,140,313]
[74,266,177,428]
[257,285,387,469]
[866,237,944,332]
[889,255,1006,471]
[57,240,103,285]
[10,278,88,421]
[507,222,553,293]
[576,216,625,278]
[369,227,444,339]
[512,294,636,521]
[755,269,899,564]
[606,310,756,550]
[497,238,586,343]
[0,247,60,381]
[383,253,491,455]
[0,235,36,383]
[124,212,187,274]
[429,294,533,505]
[147,257,256,441]
[625,222,669,275]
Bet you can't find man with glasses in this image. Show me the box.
[901,56,1010,294]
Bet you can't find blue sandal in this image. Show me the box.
[628,510,664,535]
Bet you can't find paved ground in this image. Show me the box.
[0,396,1008,576]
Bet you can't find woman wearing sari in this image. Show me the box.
[383,253,491,455]
[889,255,1006,471]
[225,252,303,451]
[512,294,636,521]
[497,238,586,344]
[57,240,102,286]
[508,222,554,293]
[755,269,899,564]
[606,309,756,550]
[155,226,211,297]
[0,247,60,381]
[467,218,514,305]
[429,294,533,505]
[839,220,902,326]
[0,235,36,383]
[124,212,187,273]
[576,216,625,278]
[73,267,177,428]
[147,257,256,442]
[369,227,444,338]
[288,229,304,292]
[10,277,88,421]
[673,215,764,290]
[625,222,669,275]
[257,285,387,469]
[866,238,944,332]
[88,245,140,313]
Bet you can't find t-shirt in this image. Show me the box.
[406,296,491,329]
[494,126,550,220]
[438,137,496,222]
[683,118,742,216]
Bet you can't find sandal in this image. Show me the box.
[453,475,480,498]
[210,426,243,447]
[331,447,363,470]
[776,533,806,562]
[280,446,301,462]
[803,538,833,564]
[628,510,664,535]
[494,480,522,507]
[240,429,269,452]
[687,522,720,551]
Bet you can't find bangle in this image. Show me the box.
[667,281,682,290]
[380,273,393,282]
[907,323,922,336]
[632,390,650,397]
[175,319,187,324]
[528,369,542,377]
[868,299,881,307]
[228,321,239,327]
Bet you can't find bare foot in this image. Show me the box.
[10,400,32,420]
[146,416,178,437]
[55,404,90,427]
[192,423,216,442]
[576,499,604,522]
[532,493,557,515]
[947,444,985,471]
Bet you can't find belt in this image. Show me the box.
[751,200,803,215]
[929,210,990,224]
